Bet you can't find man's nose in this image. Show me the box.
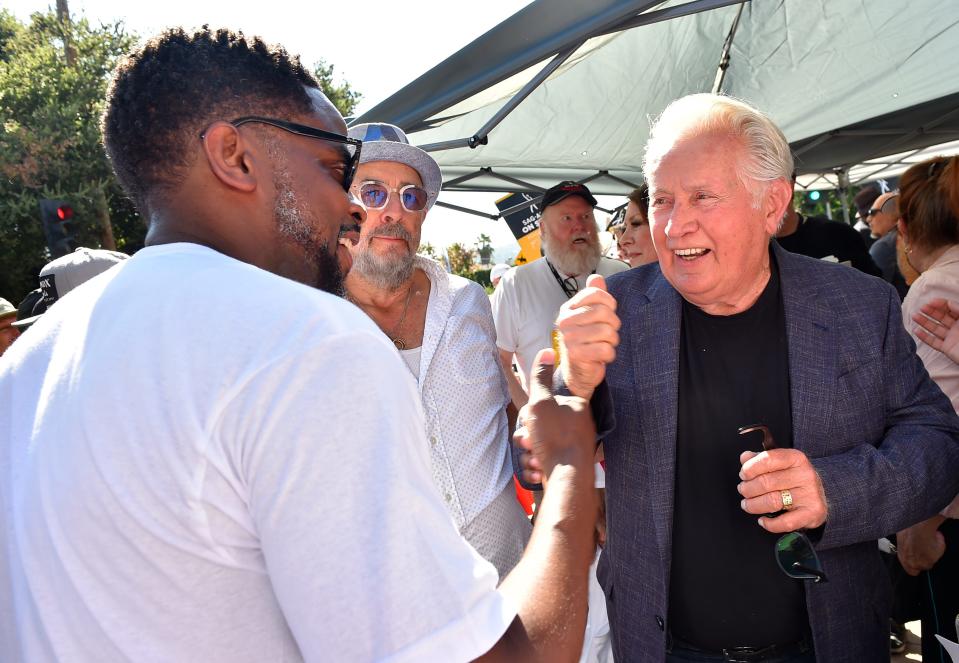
[571,215,592,233]
[664,204,697,238]
[348,191,367,225]
[381,190,406,221]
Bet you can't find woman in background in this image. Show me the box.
[895,155,959,659]
[611,184,656,267]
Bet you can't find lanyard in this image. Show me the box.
[545,258,594,300]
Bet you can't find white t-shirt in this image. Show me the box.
[0,244,513,663]
[491,256,628,386]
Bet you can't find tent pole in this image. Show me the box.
[834,168,851,225]
[469,43,583,147]
[711,1,747,94]
[597,170,643,189]
[433,200,500,220]
[605,0,748,36]
[482,169,548,192]
[443,170,486,188]
[418,43,583,154]
[420,137,477,152]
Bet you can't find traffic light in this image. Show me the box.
[806,190,822,202]
[39,199,80,258]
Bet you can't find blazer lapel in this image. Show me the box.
[775,245,837,455]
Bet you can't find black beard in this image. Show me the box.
[313,242,345,296]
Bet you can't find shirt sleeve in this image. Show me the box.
[490,274,518,353]
[215,330,515,662]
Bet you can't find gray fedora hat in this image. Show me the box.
[347,123,442,210]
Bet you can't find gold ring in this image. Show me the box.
[781,489,794,510]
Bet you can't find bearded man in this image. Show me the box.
[343,122,531,581]
[492,181,627,409]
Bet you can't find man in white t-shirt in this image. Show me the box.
[0,27,600,663]
[343,123,530,581]
[492,181,628,409]
[492,181,624,663]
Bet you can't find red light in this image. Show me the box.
[57,206,73,221]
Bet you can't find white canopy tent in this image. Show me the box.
[353,0,959,220]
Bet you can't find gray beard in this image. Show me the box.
[351,224,416,292]
[542,234,602,277]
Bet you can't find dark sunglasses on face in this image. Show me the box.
[865,194,899,219]
[356,180,429,212]
[738,424,828,583]
[199,116,363,192]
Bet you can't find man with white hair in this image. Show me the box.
[492,181,626,409]
[343,122,531,580]
[541,93,959,660]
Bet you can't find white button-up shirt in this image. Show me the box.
[400,256,530,578]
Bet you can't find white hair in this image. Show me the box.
[643,93,793,206]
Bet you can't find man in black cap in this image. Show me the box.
[492,181,627,411]
[491,180,623,662]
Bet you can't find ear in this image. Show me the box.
[897,217,908,241]
[763,178,793,235]
[200,122,259,193]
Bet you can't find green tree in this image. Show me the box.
[418,242,439,261]
[474,233,493,265]
[313,59,361,117]
[446,242,475,278]
[0,10,139,301]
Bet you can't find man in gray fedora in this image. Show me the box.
[344,122,531,581]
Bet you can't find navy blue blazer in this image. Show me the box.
[595,243,959,661]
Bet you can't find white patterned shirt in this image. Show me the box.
[408,256,531,578]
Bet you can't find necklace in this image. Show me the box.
[385,284,415,350]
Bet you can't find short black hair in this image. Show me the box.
[853,185,881,216]
[102,26,319,213]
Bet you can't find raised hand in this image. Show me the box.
[555,273,621,400]
[913,298,959,364]
[514,348,596,487]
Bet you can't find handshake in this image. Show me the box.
[516,275,619,486]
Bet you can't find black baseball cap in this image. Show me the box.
[540,181,598,210]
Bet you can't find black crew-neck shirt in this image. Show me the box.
[667,253,809,649]
[775,213,880,277]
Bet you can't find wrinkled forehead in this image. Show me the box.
[646,132,744,186]
[544,196,594,217]
[356,160,424,187]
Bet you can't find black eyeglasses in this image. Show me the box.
[200,116,363,192]
[865,194,899,218]
[738,424,828,583]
